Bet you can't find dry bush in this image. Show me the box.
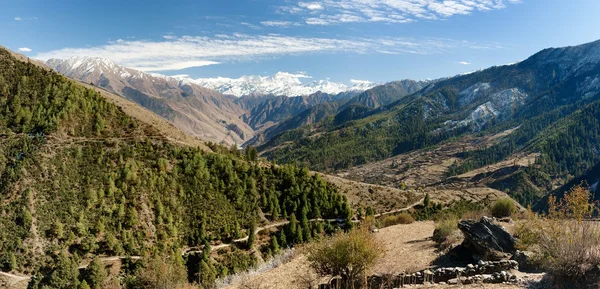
[307,227,382,289]
[515,185,600,288]
[380,213,414,227]
[490,198,516,218]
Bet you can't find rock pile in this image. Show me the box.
[356,260,519,288]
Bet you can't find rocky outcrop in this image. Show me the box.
[458,216,516,261]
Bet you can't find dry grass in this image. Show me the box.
[432,217,460,250]
[320,173,421,213]
[514,185,600,288]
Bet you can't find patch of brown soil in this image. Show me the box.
[370,221,438,274]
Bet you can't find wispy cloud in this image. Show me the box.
[34,34,502,71]
[14,16,37,21]
[279,0,521,25]
[19,47,32,52]
[240,22,261,29]
[456,61,471,65]
[261,21,293,27]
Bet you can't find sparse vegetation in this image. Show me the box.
[514,185,600,288]
[432,217,459,250]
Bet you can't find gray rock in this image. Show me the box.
[458,216,516,261]
[511,250,538,271]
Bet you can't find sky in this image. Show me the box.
[2,0,600,84]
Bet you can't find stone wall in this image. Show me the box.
[318,260,519,289]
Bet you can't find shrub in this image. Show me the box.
[380,213,415,227]
[396,212,415,224]
[432,217,459,249]
[308,228,382,289]
[490,198,516,218]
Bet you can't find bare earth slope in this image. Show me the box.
[46,57,253,145]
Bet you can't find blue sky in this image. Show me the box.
[2,0,600,84]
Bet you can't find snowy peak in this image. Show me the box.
[193,73,376,97]
[46,56,156,81]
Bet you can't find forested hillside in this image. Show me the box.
[0,48,351,287]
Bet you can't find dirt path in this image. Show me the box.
[77,256,142,269]
[184,199,424,255]
[0,271,31,288]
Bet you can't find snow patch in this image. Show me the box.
[458,83,491,107]
[447,88,527,131]
[577,76,600,98]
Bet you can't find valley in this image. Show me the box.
[3,32,600,289]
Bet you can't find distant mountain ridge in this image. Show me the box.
[44,56,383,145]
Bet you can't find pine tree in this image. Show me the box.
[86,257,107,289]
[270,236,280,254]
[247,218,257,249]
[46,252,80,289]
[198,260,216,288]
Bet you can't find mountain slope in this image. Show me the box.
[237,91,353,131]
[45,57,253,145]
[341,79,432,109]
[0,47,353,286]
[259,40,600,207]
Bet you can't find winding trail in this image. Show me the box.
[182,197,424,255]
[0,271,31,286]
[1,198,424,282]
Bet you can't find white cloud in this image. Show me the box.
[283,0,521,25]
[34,34,501,71]
[299,2,324,10]
[18,47,32,52]
[457,61,471,65]
[163,35,177,40]
[350,79,373,84]
[14,17,22,21]
[261,21,292,27]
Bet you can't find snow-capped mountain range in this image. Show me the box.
[192,72,376,97]
[45,56,376,97]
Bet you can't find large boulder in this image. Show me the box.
[458,216,516,261]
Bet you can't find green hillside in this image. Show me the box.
[0,48,351,287]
